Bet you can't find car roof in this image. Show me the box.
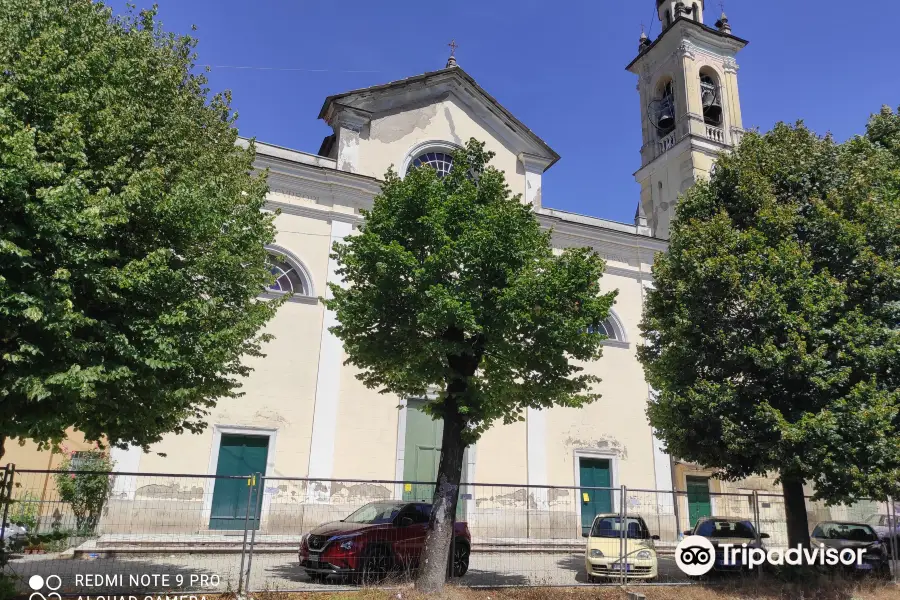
[593,514,646,520]
[697,516,752,522]
[813,521,873,528]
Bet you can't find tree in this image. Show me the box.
[638,111,900,549]
[54,449,115,534]
[326,139,616,592]
[0,0,278,459]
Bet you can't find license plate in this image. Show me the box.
[855,563,872,570]
[308,553,320,565]
[611,563,632,572]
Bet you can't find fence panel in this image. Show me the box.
[3,469,248,596]
[3,469,897,591]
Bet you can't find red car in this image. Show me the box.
[298,500,471,583]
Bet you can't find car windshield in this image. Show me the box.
[590,517,648,539]
[864,515,888,527]
[812,523,878,542]
[343,502,404,524]
[695,520,757,539]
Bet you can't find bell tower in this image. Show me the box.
[627,2,748,239]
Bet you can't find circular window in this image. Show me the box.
[410,151,454,178]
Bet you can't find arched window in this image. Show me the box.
[587,312,628,345]
[264,247,314,299]
[692,3,700,22]
[409,151,454,178]
[665,9,672,28]
[699,69,723,127]
[650,78,676,137]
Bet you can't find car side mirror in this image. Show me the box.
[683,530,693,536]
[652,535,660,540]
[760,533,770,539]
[399,516,414,527]
[582,532,588,538]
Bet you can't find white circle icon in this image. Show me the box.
[28,576,44,591]
[675,535,716,576]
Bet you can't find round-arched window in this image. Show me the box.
[410,151,454,178]
[266,252,307,295]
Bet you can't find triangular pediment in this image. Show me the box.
[318,66,559,170]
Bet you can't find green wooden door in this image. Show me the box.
[579,458,612,535]
[686,476,712,527]
[209,434,268,530]
[402,403,467,518]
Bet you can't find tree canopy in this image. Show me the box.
[0,0,278,457]
[327,139,616,590]
[639,109,900,545]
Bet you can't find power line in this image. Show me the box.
[201,64,381,74]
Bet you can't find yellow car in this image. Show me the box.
[583,514,659,582]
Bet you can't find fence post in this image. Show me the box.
[890,496,899,583]
[752,491,762,580]
[0,464,15,548]
[619,485,627,587]
[236,474,256,594]
[244,472,265,593]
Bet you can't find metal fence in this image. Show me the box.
[1,465,897,595]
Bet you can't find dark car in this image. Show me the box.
[298,500,471,583]
[684,517,770,572]
[812,521,892,578]
[864,514,900,557]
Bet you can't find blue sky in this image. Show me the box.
[107,0,898,224]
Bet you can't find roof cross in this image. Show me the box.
[448,39,458,57]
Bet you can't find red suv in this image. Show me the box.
[298,500,471,583]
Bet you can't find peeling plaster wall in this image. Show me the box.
[543,272,657,490]
[358,97,525,198]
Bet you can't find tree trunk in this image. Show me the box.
[415,405,466,593]
[782,475,811,549]
[0,434,5,462]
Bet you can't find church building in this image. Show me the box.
[9,1,782,538]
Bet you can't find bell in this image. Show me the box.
[657,108,675,132]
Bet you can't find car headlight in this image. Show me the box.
[636,550,653,560]
[590,549,604,558]
[300,533,308,546]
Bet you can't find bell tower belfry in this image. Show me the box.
[627,2,748,239]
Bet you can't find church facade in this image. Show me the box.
[8,1,787,537]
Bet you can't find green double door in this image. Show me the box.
[686,476,712,527]
[209,434,268,530]
[579,458,613,535]
[402,402,466,518]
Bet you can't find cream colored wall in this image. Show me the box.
[270,208,333,295]
[358,96,526,198]
[543,273,656,490]
[139,299,324,476]
[639,142,696,239]
[331,362,401,481]
[474,421,528,485]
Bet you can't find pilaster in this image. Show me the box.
[307,219,354,493]
[519,153,552,210]
[331,105,371,174]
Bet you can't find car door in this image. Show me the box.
[392,505,429,570]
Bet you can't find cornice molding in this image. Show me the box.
[265,198,364,226]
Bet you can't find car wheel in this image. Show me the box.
[360,546,393,584]
[450,539,470,577]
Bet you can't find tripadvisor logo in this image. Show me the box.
[675,536,867,575]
